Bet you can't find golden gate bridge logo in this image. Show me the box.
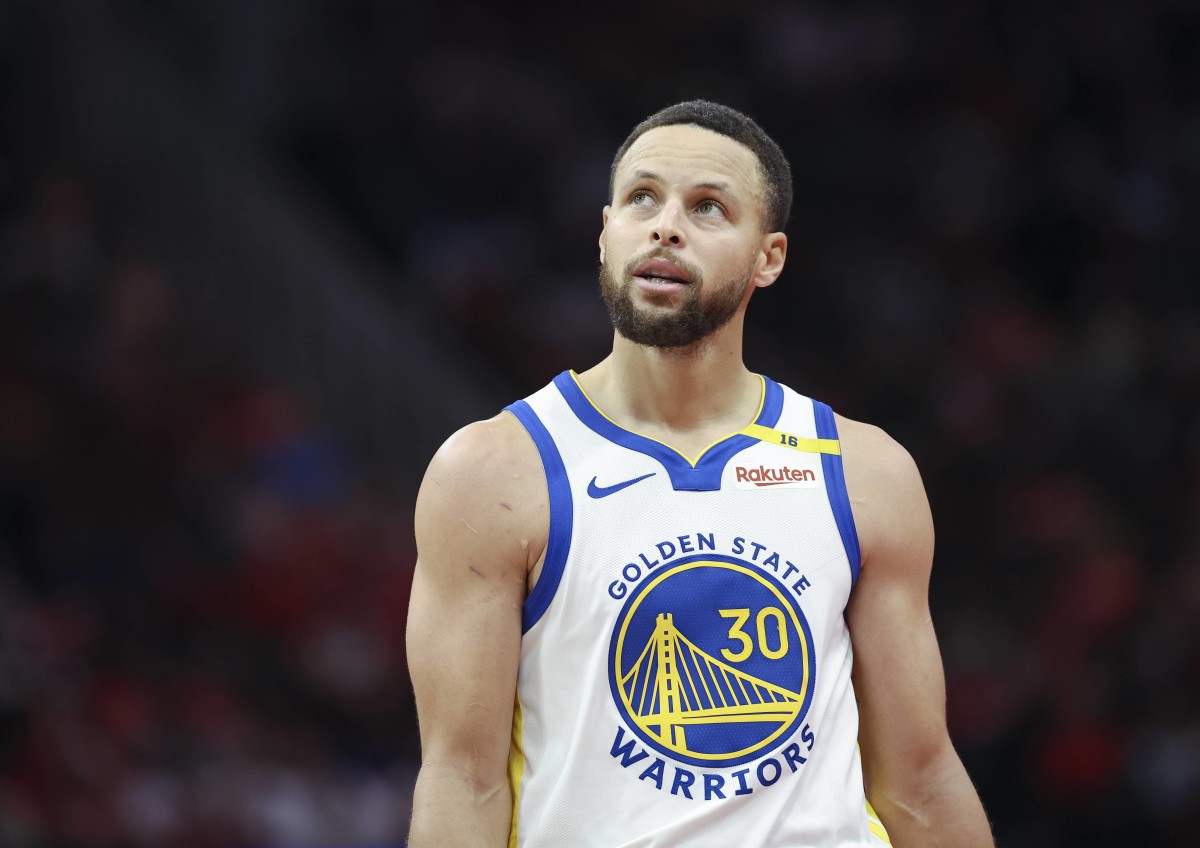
[609,558,815,767]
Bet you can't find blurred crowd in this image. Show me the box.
[3,0,1200,846]
[0,177,419,844]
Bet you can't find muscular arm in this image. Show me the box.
[406,414,547,847]
[840,418,993,848]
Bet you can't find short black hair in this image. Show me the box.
[609,100,793,233]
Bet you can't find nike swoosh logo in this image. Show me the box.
[587,472,656,499]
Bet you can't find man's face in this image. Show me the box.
[599,124,774,350]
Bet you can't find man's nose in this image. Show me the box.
[651,201,686,246]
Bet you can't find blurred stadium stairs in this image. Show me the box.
[23,0,508,490]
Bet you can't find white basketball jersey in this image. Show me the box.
[505,371,891,848]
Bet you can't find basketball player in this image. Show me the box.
[407,100,993,847]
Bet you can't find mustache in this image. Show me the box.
[622,248,703,283]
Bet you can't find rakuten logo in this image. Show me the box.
[734,465,818,489]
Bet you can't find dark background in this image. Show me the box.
[1,0,1198,845]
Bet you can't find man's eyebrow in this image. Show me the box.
[622,171,738,198]
[696,181,734,197]
[622,170,662,187]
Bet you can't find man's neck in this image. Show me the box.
[575,326,762,455]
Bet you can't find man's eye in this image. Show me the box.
[630,190,655,206]
[696,200,724,217]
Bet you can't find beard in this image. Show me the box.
[599,249,753,350]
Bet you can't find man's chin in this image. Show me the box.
[613,316,710,350]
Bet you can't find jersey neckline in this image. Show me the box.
[552,370,784,492]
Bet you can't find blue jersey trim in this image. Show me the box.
[552,371,784,492]
[813,401,861,585]
[506,399,573,632]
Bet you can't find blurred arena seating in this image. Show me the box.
[1,0,1198,846]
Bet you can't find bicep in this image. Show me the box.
[848,560,949,786]
[844,429,952,788]
[407,551,523,774]
[407,419,542,784]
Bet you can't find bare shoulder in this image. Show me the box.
[834,415,924,496]
[415,411,549,581]
[834,414,933,573]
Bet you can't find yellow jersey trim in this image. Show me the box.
[865,799,893,845]
[507,695,525,848]
[736,423,841,455]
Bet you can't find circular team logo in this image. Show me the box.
[608,554,816,768]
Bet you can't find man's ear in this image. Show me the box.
[599,205,611,264]
[752,231,788,289]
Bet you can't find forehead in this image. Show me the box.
[615,124,764,200]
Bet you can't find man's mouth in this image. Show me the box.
[632,258,691,286]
